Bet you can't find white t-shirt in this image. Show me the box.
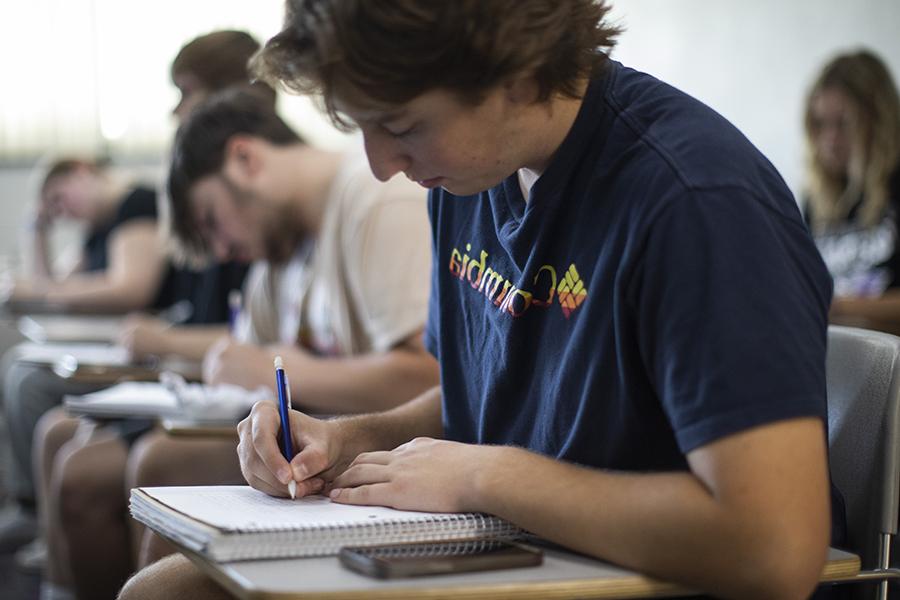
[236,150,431,356]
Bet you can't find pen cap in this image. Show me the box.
[228,289,243,310]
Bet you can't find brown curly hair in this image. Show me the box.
[253,0,621,129]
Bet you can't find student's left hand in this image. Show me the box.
[328,437,497,513]
[203,338,273,389]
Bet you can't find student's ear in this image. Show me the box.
[222,135,263,186]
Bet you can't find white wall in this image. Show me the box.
[607,0,900,198]
[1,0,898,265]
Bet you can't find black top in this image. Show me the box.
[167,261,249,325]
[83,186,158,273]
[81,186,178,310]
[79,186,249,317]
[807,166,900,295]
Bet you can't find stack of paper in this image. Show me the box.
[18,315,123,344]
[15,342,130,367]
[64,379,270,423]
[130,486,523,561]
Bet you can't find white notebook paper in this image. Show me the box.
[64,380,269,422]
[18,315,123,344]
[15,342,130,367]
[130,485,522,562]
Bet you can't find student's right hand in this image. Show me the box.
[237,401,351,498]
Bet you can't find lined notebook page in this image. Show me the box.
[145,486,463,532]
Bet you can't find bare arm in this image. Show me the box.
[29,223,54,280]
[204,330,440,413]
[275,330,438,413]
[831,290,900,334]
[118,314,229,362]
[13,221,167,312]
[331,417,830,600]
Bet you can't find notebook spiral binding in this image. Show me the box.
[220,512,519,560]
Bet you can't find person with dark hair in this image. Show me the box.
[803,49,900,333]
[0,29,266,600]
[44,87,437,600]
[157,85,437,431]
[170,29,276,120]
[124,2,840,599]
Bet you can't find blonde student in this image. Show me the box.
[802,49,900,333]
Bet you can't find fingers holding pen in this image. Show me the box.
[238,402,292,490]
[237,396,343,500]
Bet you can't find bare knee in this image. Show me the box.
[127,430,241,488]
[56,440,126,524]
[118,554,232,600]
[127,430,177,488]
[34,409,79,466]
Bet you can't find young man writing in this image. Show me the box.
[122,2,841,599]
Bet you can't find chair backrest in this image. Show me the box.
[827,326,900,570]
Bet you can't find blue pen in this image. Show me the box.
[228,290,242,334]
[274,356,297,499]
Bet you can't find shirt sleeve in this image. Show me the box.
[345,180,432,352]
[628,186,833,453]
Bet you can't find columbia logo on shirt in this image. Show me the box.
[448,243,588,318]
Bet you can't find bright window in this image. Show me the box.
[0,0,348,162]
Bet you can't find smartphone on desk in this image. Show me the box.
[339,538,543,579]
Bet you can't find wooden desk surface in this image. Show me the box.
[186,545,859,600]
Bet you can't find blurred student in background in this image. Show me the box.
[117,29,274,363]
[4,158,172,313]
[0,30,266,600]
[804,49,900,333]
[38,88,437,600]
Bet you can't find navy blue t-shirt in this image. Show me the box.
[425,61,842,545]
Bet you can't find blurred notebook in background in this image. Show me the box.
[130,485,523,562]
[18,315,123,343]
[64,375,270,424]
[13,341,196,383]
[15,342,131,367]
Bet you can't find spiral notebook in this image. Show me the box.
[130,485,522,562]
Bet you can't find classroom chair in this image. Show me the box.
[825,325,900,599]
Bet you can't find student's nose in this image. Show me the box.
[362,130,411,182]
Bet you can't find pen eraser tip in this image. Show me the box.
[274,356,284,369]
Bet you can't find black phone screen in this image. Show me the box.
[339,538,543,579]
